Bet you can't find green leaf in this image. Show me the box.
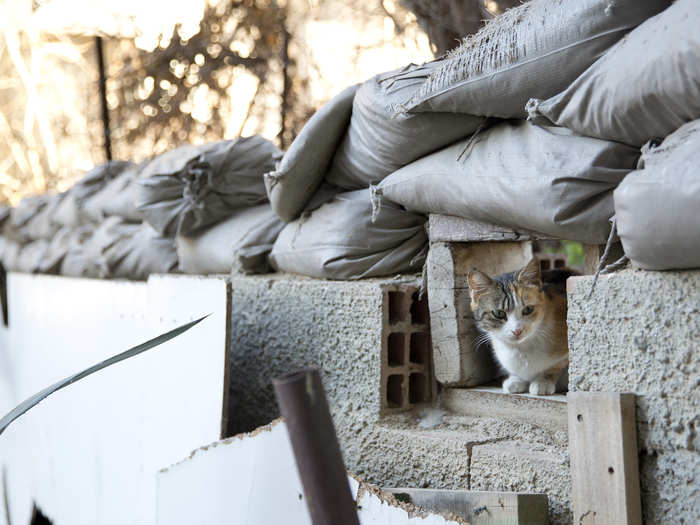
[0,315,209,436]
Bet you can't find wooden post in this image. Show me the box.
[567,392,642,525]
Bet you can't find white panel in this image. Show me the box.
[0,273,229,525]
[157,420,461,525]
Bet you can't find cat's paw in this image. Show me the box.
[529,378,556,395]
[503,376,528,394]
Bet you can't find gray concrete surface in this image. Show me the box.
[568,268,700,525]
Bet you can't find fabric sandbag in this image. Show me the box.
[37,226,91,275]
[528,0,698,147]
[6,194,62,242]
[324,64,483,190]
[15,239,50,273]
[399,0,667,117]
[176,203,285,275]
[0,237,21,271]
[269,189,427,280]
[105,222,179,280]
[614,120,700,270]
[375,121,639,244]
[53,161,133,228]
[137,136,281,237]
[83,162,142,222]
[265,84,359,222]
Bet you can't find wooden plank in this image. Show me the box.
[567,392,642,525]
[384,488,549,524]
[428,215,554,243]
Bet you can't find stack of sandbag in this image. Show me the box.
[614,120,700,270]
[82,162,144,223]
[176,203,285,275]
[137,136,282,237]
[527,0,698,147]
[60,217,178,280]
[395,0,668,119]
[53,161,134,228]
[269,189,427,280]
[374,120,640,244]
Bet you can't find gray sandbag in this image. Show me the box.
[105,222,178,280]
[53,161,133,227]
[269,189,427,280]
[83,162,142,222]
[176,203,285,275]
[324,64,483,190]
[528,0,699,147]
[0,237,21,271]
[6,194,54,242]
[374,121,639,244]
[398,0,668,117]
[137,136,282,237]
[614,120,700,270]
[15,239,50,273]
[38,227,91,275]
[60,218,178,280]
[265,85,359,222]
[22,193,66,241]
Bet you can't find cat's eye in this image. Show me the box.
[492,309,507,320]
[522,305,534,316]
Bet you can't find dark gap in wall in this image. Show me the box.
[0,264,7,327]
[388,291,407,325]
[409,373,429,403]
[387,333,405,366]
[386,375,404,407]
[410,292,428,325]
[409,333,429,364]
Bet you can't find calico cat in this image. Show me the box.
[467,257,575,395]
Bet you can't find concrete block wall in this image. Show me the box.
[568,269,700,524]
[226,272,572,525]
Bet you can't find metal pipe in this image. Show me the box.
[95,36,112,162]
[273,368,359,525]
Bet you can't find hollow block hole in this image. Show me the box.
[554,258,566,268]
[409,373,429,404]
[388,333,405,366]
[389,291,408,324]
[540,259,551,271]
[409,332,430,364]
[386,375,404,408]
[410,292,429,325]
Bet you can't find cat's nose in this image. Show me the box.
[512,328,523,338]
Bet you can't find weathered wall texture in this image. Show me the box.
[227,273,571,525]
[568,269,700,524]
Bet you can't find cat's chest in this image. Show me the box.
[490,338,554,380]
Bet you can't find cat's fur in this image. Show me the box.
[467,258,575,395]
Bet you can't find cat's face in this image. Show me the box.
[468,258,546,346]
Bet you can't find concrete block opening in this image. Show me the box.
[409,373,430,404]
[388,333,405,366]
[409,332,429,364]
[389,291,409,325]
[386,375,404,408]
[410,292,428,325]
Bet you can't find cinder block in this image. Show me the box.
[380,283,434,411]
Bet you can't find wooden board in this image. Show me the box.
[567,392,642,525]
[384,488,549,524]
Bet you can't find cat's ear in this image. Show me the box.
[468,270,493,301]
[517,257,542,287]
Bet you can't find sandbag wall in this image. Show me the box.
[2,0,698,280]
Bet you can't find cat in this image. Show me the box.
[467,257,575,395]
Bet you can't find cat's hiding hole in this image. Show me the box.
[386,375,404,407]
[388,333,405,366]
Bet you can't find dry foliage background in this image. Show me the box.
[0,0,511,206]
